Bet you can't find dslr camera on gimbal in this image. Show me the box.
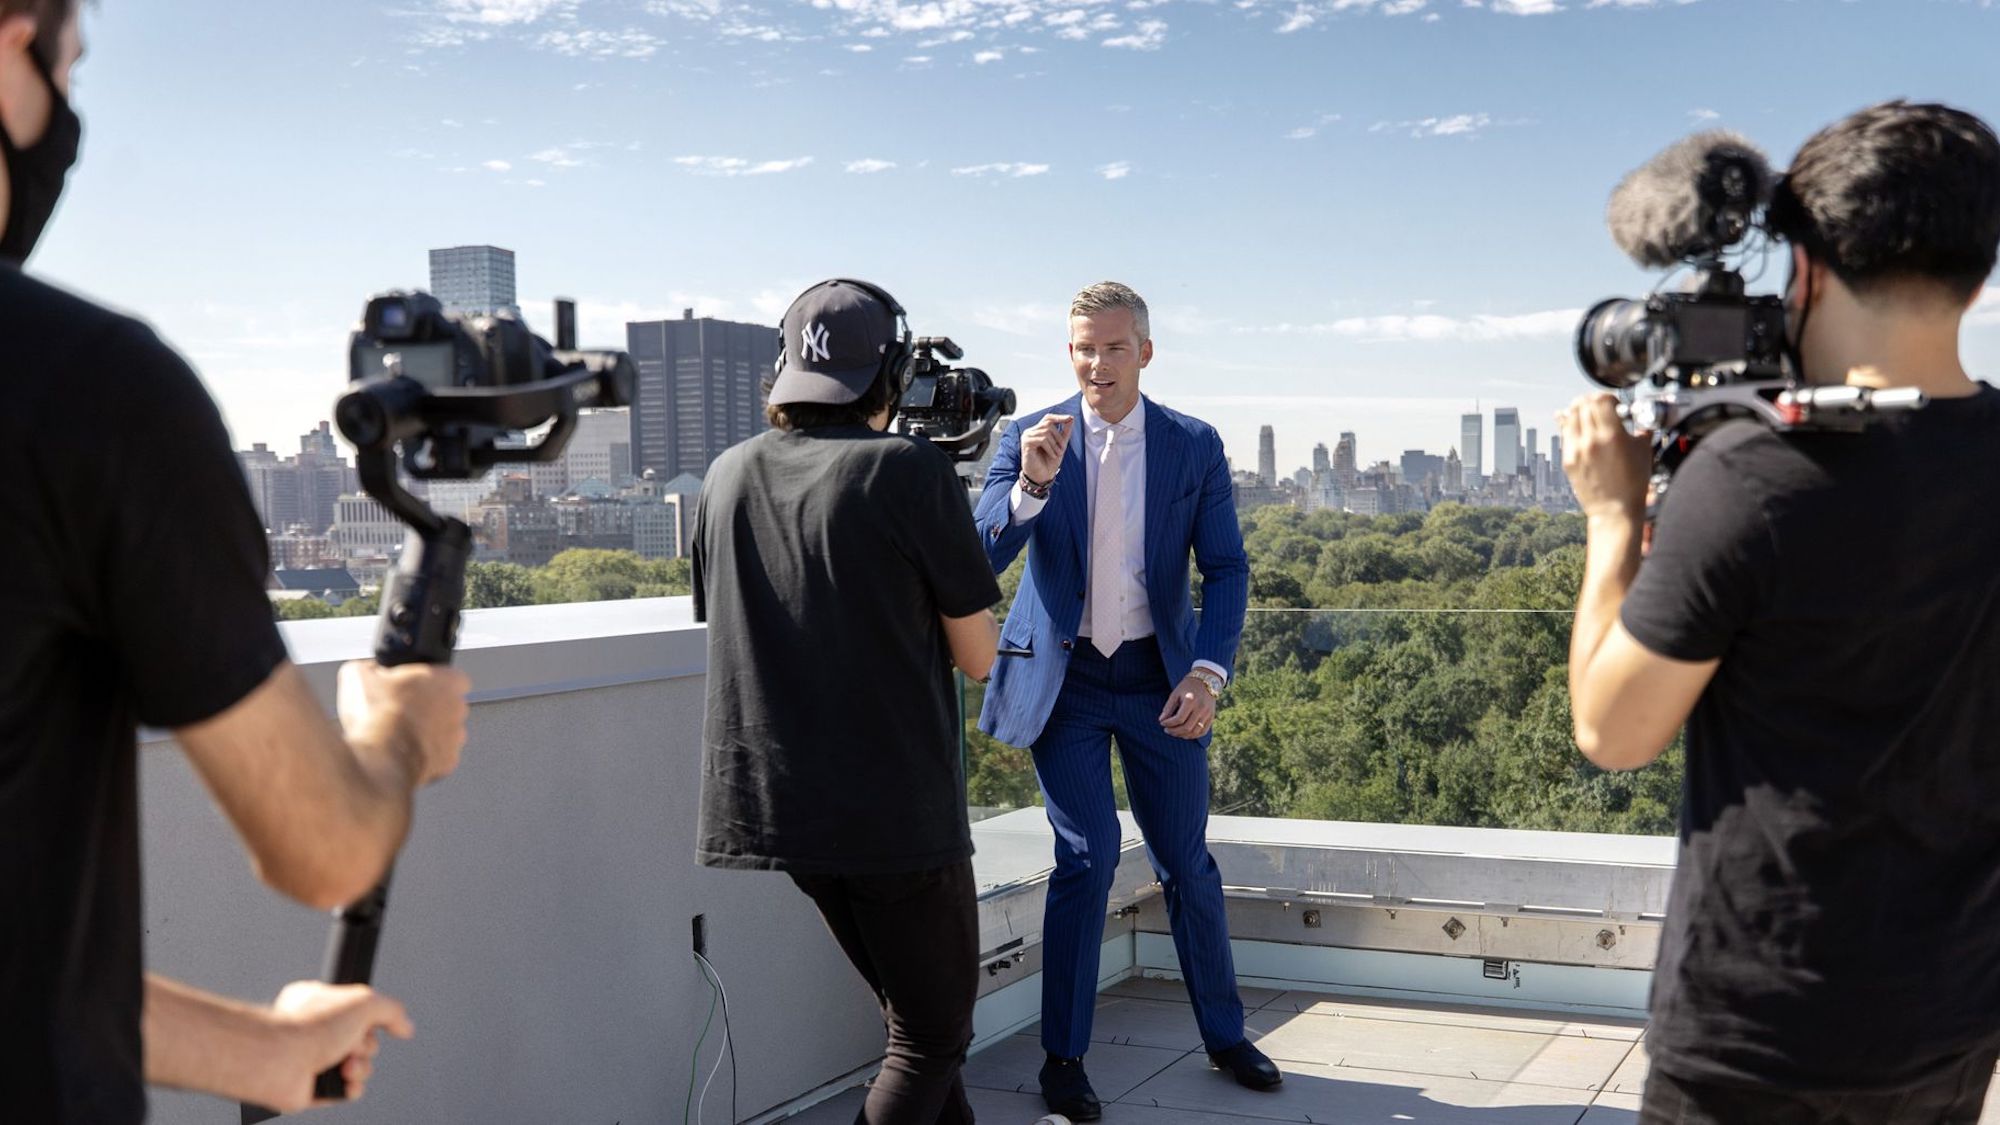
[338,289,634,657]
[242,292,638,1120]
[894,335,1016,465]
[1575,132,1923,499]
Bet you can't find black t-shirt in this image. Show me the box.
[691,425,1000,875]
[1623,384,2000,1093]
[0,268,289,1123]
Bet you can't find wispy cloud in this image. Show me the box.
[968,301,1069,335]
[974,48,1005,62]
[1098,160,1133,179]
[1245,307,1583,341]
[1274,0,1430,31]
[530,144,589,167]
[674,154,816,176]
[1370,112,1497,138]
[481,159,513,172]
[436,0,577,25]
[1285,111,1343,139]
[1103,18,1168,48]
[844,158,898,173]
[952,161,1051,177]
[537,27,665,57]
[1689,107,1721,121]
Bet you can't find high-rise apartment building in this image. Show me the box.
[1493,407,1522,479]
[529,408,635,497]
[627,310,780,480]
[1312,442,1330,475]
[1400,450,1445,488]
[237,421,357,534]
[1257,425,1277,487]
[428,245,518,315]
[1323,430,1357,491]
[1334,432,1358,476]
[1460,413,1483,488]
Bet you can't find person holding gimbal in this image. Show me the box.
[1562,101,2000,1123]
[0,3,471,1119]
[691,279,1002,1123]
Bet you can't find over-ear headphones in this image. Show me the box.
[773,278,915,402]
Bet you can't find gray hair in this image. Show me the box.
[1069,281,1151,341]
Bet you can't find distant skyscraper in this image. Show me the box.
[1494,407,1522,479]
[238,422,356,534]
[1257,425,1277,487]
[1334,432,1358,475]
[627,310,781,480]
[1400,450,1444,488]
[1312,442,1330,475]
[533,408,635,496]
[301,420,338,459]
[1445,447,1463,491]
[1460,413,1483,487]
[428,245,518,315]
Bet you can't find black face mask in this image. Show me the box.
[0,44,82,264]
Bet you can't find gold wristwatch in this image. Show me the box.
[1189,668,1225,699]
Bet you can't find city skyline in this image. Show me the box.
[28,1,2000,475]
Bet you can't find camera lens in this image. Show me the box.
[1575,298,1655,389]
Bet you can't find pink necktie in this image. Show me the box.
[1089,425,1124,659]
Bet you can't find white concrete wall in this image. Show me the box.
[140,599,884,1125]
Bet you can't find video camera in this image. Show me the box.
[893,335,1016,465]
[1575,132,1923,498]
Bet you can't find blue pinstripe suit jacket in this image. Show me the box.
[974,394,1250,749]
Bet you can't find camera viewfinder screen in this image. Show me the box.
[1677,305,1750,364]
[900,374,939,409]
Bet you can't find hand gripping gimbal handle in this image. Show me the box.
[243,520,471,1123]
[315,520,471,1102]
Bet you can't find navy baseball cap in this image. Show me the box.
[770,279,906,406]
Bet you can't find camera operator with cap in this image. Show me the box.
[0,2,471,1120]
[692,278,1002,1123]
[1560,101,2000,1123]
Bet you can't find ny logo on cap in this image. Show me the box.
[802,321,832,364]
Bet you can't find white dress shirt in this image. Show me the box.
[1010,398,1228,684]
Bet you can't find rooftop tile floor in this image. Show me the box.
[788,976,2000,1124]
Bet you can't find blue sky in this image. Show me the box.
[33,0,2000,477]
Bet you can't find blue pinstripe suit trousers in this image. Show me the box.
[1031,636,1246,1058]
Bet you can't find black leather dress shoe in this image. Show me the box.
[1039,1054,1103,1121]
[1209,1039,1283,1089]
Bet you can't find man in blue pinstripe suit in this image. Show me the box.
[976,282,1281,1116]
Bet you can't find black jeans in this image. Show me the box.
[1640,1047,1999,1125]
[790,860,979,1125]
